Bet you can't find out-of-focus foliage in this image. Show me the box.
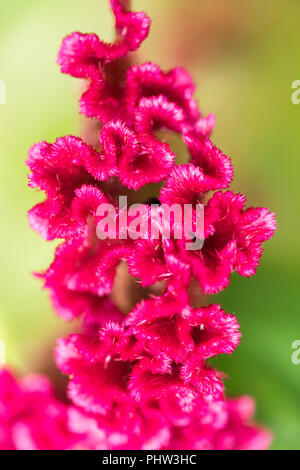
[0,0,299,449]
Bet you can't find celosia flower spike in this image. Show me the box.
[24,0,276,450]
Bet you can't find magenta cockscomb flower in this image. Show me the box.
[0,369,271,450]
[0,369,80,450]
[9,0,277,450]
[168,396,273,451]
[27,0,276,317]
[55,302,240,414]
[172,189,277,294]
[65,394,272,450]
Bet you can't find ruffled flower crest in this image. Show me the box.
[20,0,277,450]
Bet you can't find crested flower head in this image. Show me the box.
[55,300,241,416]
[25,0,276,450]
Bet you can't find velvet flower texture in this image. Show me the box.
[23,0,277,450]
[0,367,271,450]
[54,301,271,450]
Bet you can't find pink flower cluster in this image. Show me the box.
[0,0,277,450]
[0,369,77,450]
[0,368,271,450]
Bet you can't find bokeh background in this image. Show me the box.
[0,0,299,449]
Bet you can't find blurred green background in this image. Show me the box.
[0,0,299,449]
